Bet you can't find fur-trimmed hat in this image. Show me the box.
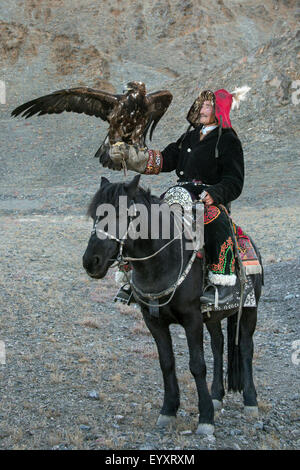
[186,86,251,128]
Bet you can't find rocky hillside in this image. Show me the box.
[1,0,298,107]
[0,0,299,199]
[0,2,299,451]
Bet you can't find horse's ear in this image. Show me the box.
[124,174,141,200]
[100,176,110,188]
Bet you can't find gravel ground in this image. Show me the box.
[0,104,299,450]
[0,214,299,450]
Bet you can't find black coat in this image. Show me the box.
[161,126,244,206]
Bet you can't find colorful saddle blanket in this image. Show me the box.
[232,223,262,275]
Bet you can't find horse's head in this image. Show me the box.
[82,174,141,279]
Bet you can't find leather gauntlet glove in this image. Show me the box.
[109,142,149,173]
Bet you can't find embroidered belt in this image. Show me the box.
[177,180,211,187]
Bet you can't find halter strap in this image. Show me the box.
[91,200,203,309]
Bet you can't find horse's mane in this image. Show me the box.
[87,181,161,217]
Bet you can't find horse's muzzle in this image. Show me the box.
[82,253,104,278]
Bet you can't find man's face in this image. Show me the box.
[199,100,215,125]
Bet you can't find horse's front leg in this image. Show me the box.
[184,314,215,435]
[142,309,180,428]
[205,319,225,410]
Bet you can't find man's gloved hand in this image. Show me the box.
[109,142,131,169]
[98,141,123,171]
[109,142,149,173]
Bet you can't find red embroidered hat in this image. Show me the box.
[214,89,233,128]
[186,86,251,128]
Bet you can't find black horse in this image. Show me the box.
[82,175,263,435]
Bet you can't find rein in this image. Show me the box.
[130,211,202,303]
[91,202,181,264]
[92,201,202,308]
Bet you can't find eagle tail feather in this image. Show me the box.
[94,133,110,159]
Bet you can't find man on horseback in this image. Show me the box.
[100,86,250,306]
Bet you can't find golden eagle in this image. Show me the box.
[11,81,173,161]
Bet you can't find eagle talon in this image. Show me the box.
[112,141,126,147]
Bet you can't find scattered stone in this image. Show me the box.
[51,444,69,450]
[79,424,91,431]
[180,430,193,435]
[115,414,125,423]
[233,443,241,450]
[230,429,243,436]
[203,434,216,444]
[87,390,100,400]
[284,294,296,300]
[139,444,154,450]
[84,433,99,441]
[254,421,264,431]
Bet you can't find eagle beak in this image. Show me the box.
[124,82,136,93]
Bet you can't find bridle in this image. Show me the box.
[91,202,138,262]
[91,200,203,308]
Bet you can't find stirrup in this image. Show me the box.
[200,284,236,308]
[200,283,219,308]
[114,284,134,305]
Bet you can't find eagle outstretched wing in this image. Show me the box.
[11,87,121,121]
[146,90,173,141]
[11,82,173,165]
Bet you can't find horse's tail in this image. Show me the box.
[227,312,243,392]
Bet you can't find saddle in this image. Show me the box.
[114,186,263,315]
[163,186,261,273]
[163,186,262,315]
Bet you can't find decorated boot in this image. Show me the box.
[200,233,237,307]
[200,273,236,307]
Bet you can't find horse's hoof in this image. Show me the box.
[156,414,176,428]
[244,406,259,417]
[212,399,222,411]
[196,423,215,435]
